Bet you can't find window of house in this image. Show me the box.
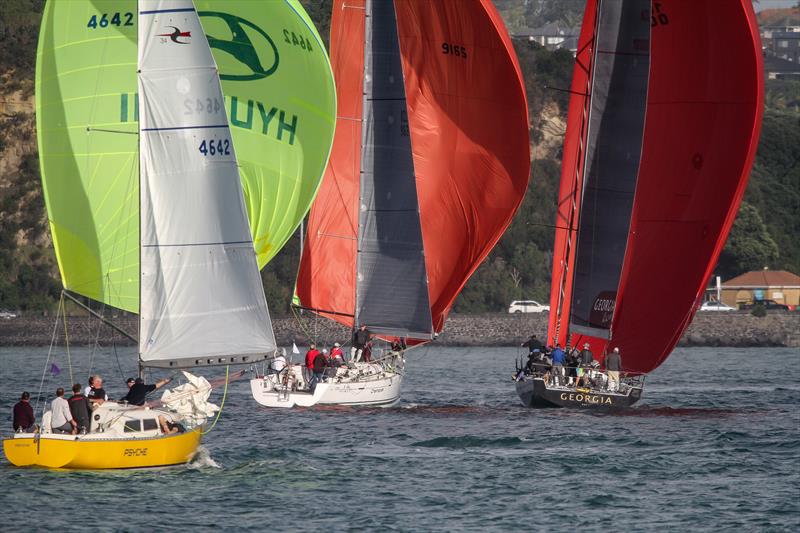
[779,40,789,48]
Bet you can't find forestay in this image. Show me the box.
[138,0,275,367]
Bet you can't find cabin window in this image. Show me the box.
[142,419,158,431]
[124,420,141,432]
[779,40,789,48]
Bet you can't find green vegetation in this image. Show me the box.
[0,0,797,315]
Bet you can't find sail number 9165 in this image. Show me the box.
[199,139,231,157]
[442,43,467,59]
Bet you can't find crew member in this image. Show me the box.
[580,343,594,366]
[311,349,328,390]
[50,387,75,434]
[521,334,544,355]
[68,383,91,433]
[330,342,345,366]
[550,344,566,386]
[87,375,108,406]
[605,347,622,392]
[122,376,172,406]
[12,391,35,432]
[304,343,321,385]
[351,325,370,362]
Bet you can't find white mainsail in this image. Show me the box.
[137,0,276,367]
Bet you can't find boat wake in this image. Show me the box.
[412,435,525,449]
[187,446,221,469]
[607,406,740,418]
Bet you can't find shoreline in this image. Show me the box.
[1,312,797,348]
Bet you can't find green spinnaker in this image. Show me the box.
[36,0,336,313]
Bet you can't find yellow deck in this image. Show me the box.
[3,429,202,469]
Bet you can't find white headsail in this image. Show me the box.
[137,0,276,368]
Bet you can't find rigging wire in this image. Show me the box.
[60,296,74,386]
[201,366,230,435]
[35,291,64,417]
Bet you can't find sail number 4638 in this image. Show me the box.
[199,139,231,157]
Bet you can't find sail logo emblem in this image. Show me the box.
[198,11,279,81]
[158,26,191,44]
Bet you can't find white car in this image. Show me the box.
[0,310,17,319]
[699,301,735,311]
[508,300,550,314]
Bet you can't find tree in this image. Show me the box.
[718,202,780,279]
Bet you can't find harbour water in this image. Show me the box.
[1,346,798,532]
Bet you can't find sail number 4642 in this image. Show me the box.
[284,29,313,52]
[87,13,134,29]
[199,139,231,157]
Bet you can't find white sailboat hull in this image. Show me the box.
[250,378,331,408]
[250,361,402,408]
[317,372,402,407]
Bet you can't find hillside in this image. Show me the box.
[0,1,798,315]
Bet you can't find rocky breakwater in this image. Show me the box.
[0,311,797,348]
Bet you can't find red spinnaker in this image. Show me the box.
[297,0,530,334]
[548,0,764,373]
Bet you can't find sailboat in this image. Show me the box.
[251,0,530,408]
[515,0,764,410]
[3,0,335,469]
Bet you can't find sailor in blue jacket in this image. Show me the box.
[550,344,566,386]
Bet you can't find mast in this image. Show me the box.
[353,0,432,340]
[550,0,603,346]
[137,0,143,379]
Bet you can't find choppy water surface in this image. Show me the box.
[1,346,798,532]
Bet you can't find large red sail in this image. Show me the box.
[295,1,365,323]
[297,0,530,334]
[548,0,763,372]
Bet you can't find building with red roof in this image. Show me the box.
[721,269,800,308]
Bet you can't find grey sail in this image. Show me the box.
[569,0,651,339]
[355,0,433,340]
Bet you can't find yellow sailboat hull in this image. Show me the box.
[3,429,202,469]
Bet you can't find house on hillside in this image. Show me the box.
[720,269,800,308]
[511,23,579,54]
[770,31,800,63]
[764,54,800,80]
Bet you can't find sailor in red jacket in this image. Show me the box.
[304,343,320,387]
[329,342,345,366]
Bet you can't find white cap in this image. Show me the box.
[322,349,328,354]
[613,347,620,353]
[333,342,340,347]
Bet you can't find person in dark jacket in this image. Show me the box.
[12,391,35,432]
[68,384,92,433]
[579,342,594,366]
[565,348,580,385]
[605,347,622,392]
[311,350,328,390]
[122,377,171,406]
[521,334,544,355]
[351,325,371,362]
